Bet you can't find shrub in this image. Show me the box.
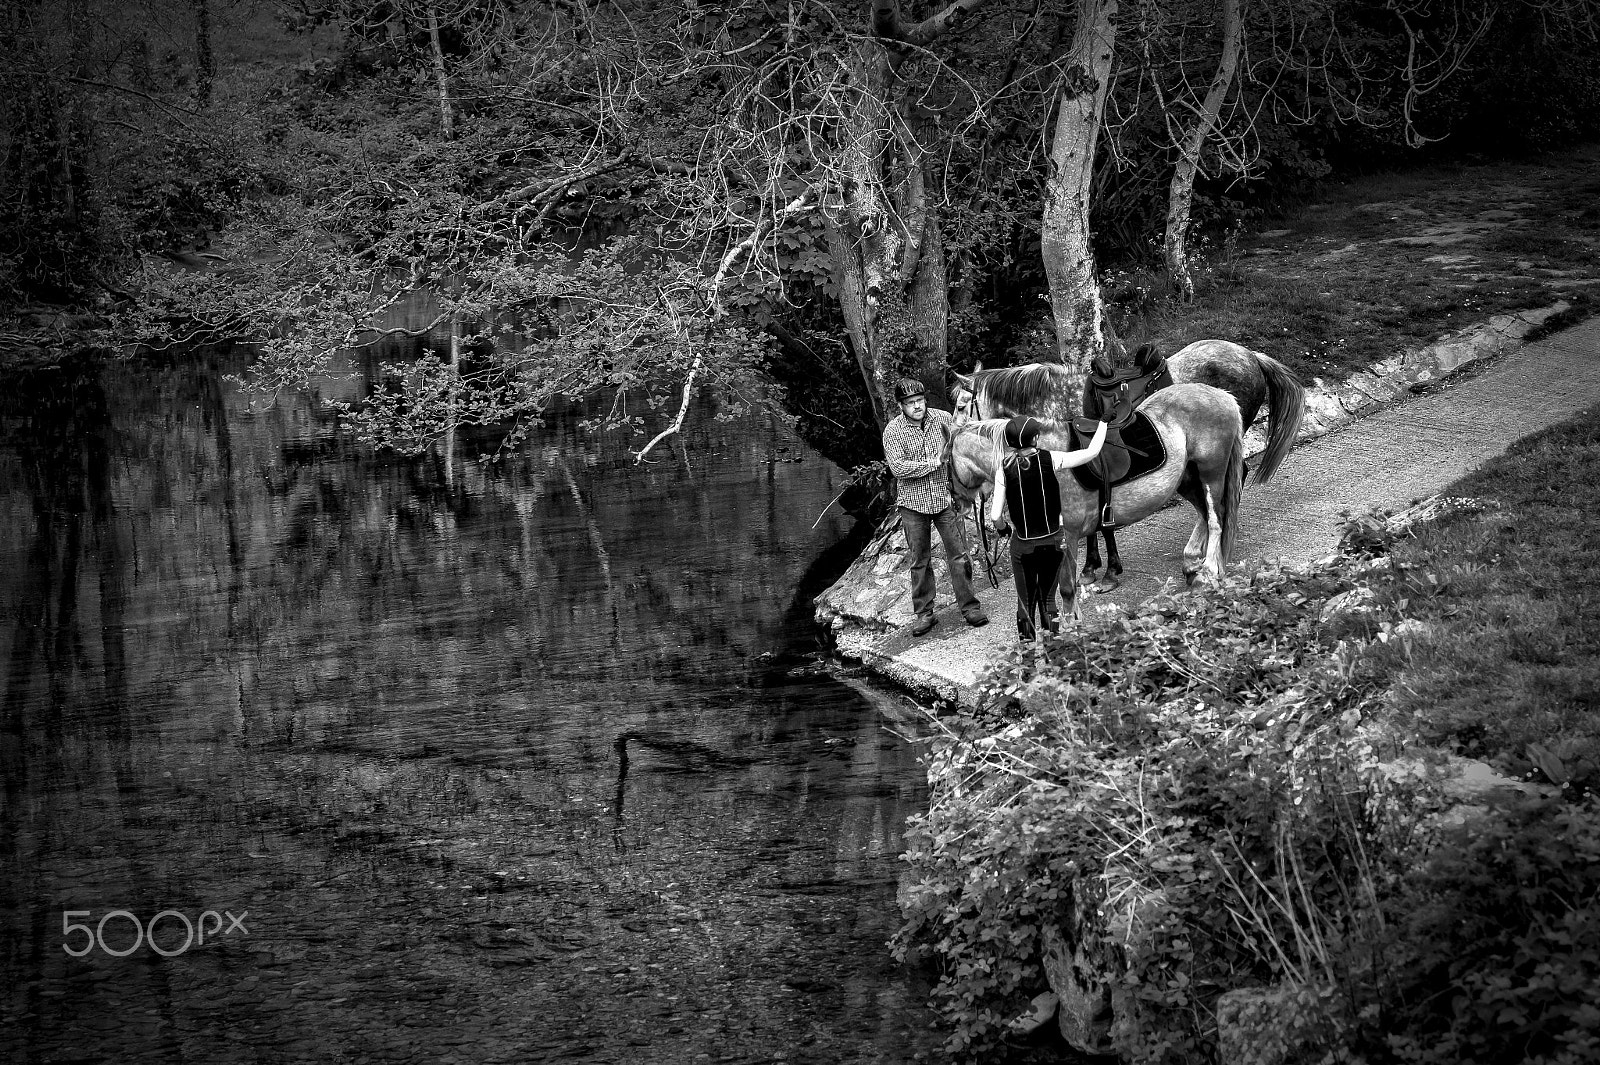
[108,123,268,252]
[896,493,1600,1064]
[894,557,1410,1062]
[1375,797,1600,1065]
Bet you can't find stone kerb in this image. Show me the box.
[1277,300,1570,451]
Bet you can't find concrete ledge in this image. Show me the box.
[833,629,978,709]
[1245,301,1570,458]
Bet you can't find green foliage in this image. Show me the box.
[14,0,1600,456]
[107,122,271,252]
[896,555,1408,1061]
[1378,797,1600,1065]
[894,768,1088,1055]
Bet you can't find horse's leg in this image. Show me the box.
[1180,447,1234,585]
[1200,482,1225,581]
[1196,432,1243,582]
[1059,534,1083,623]
[1175,470,1210,585]
[1067,537,1085,622]
[1090,529,1123,593]
[1083,533,1102,577]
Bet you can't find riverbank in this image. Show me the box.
[819,145,1600,1064]
[840,316,1600,1063]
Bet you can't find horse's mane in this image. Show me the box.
[949,418,1010,487]
[956,417,1013,445]
[974,363,1074,413]
[953,416,1073,487]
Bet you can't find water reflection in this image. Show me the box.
[0,352,937,1064]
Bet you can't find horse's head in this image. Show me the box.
[952,382,977,425]
[947,420,1007,506]
[951,364,981,425]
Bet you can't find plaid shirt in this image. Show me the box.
[883,408,955,515]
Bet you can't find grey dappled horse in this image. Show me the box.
[948,383,1246,621]
[952,340,1304,588]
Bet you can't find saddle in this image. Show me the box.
[1070,348,1174,528]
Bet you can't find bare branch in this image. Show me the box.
[875,0,995,47]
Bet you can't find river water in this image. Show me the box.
[0,350,943,1064]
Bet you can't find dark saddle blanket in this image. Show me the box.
[1067,410,1167,492]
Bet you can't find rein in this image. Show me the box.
[975,494,998,588]
[950,422,1001,589]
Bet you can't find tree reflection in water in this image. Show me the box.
[0,349,940,1065]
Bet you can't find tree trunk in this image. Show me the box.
[194,0,214,109]
[908,210,950,399]
[822,38,952,428]
[1164,0,1242,301]
[1040,0,1119,391]
[825,41,902,426]
[824,205,886,427]
[426,6,454,139]
[808,3,998,428]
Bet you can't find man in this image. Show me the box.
[881,377,988,637]
[987,415,1107,640]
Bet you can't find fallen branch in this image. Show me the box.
[632,187,821,464]
[633,352,703,464]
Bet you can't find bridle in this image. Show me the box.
[946,424,987,500]
[952,384,979,426]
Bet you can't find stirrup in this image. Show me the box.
[1100,504,1119,530]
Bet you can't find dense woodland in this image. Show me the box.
[4,0,1599,468]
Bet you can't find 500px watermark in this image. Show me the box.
[62,909,249,957]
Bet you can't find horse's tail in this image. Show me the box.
[1252,352,1306,484]
[1220,428,1244,563]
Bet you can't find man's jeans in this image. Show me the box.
[899,505,980,619]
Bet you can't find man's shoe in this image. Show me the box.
[964,609,989,627]
[911,614,938,637]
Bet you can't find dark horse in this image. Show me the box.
[952,340,1305,590]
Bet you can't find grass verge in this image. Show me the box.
[1379,404,1600,792]
[1104,143,1600,384]
[895,402,1600,1063]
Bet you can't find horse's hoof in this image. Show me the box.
[1081,564,1098,577]
[1091,576,1120,594]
